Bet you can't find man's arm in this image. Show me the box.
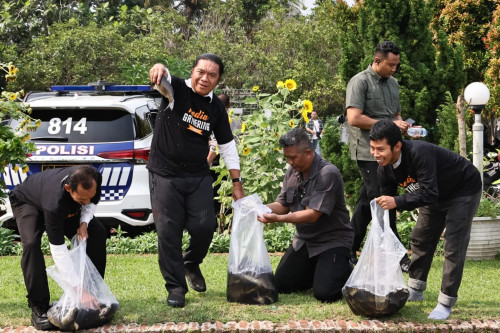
[258,202,322,224]
[348,108,410,132]
[346,107,377,130]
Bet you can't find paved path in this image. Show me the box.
[1,319,499,332]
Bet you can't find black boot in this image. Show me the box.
[31,305,56,330]
[167,290,185,308]
[185,263,206,292]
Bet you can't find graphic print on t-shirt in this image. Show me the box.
[182,108,211,135]
[399,175,420,193]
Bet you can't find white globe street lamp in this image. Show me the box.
[464,82,490,183]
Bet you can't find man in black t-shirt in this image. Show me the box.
[9,165,107,330]
[149,54,244,308]
[369,120,481,320]
[258,128,354,302]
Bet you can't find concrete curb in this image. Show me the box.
[1,319,499,333]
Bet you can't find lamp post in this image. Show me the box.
[464,82,490,184]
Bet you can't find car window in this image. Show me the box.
[11,108,135,143]
[134,105,155,139]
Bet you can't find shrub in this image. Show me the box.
[320,118,361,210]
[0,223,21,256]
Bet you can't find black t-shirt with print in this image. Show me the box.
[147,76,234,177]
[378,140,481,211]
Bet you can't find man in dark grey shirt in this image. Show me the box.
[258,128,353,302]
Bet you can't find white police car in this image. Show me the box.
[0,81,159,233]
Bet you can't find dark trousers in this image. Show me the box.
[274,245,352,302]
[149,172,215,295]
[13,203,107,309]
[409,191,481,304]
[351,160,400,252]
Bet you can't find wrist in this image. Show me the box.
[232,176,243,184]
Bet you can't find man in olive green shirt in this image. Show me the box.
[345,41,411,270]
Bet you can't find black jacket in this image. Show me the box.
[378,140,481,211]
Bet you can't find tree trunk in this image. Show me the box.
[457,94,467,157]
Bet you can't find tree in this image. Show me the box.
[15,20,127,91]
[430,0,497,83]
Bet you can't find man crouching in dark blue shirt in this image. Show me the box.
[370,119,481,320]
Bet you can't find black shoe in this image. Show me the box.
[31,306,56,330]
[185,263,206,292]
[349,251,358,265]
[400,255,411,273]
[167,291,185,308]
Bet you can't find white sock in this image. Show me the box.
[408,287,424,301]
[428,303,452,320]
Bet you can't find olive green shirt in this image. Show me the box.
[345,65,401,161]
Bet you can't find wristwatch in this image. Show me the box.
[232,177,243,183]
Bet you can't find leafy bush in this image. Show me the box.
[396,211,417,249]
[263,224,295,252]
[475,194,500,217]
[0,223,21,256]
[0,61,38,199]
[321,118,361,210]
[0,224,297,256]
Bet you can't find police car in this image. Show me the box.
[0,81,159,233]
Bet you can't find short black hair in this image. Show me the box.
[217,93,230,109]
[67,165,99,191]
[375,41,400,59]
[193,53,224,77]
[279,128,313,151]
[369,119,402,149]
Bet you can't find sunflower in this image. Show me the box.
[8,64,18,75]
[9,93,16,101]
[276,81,284,89]
[5,74,16,82]
[303,100,313,113]
[228,115,232,123]
[21,133,30,142]
[302,110,309,123]
[288,119,295,127]
[241,122,246,132]
[252,86,259,92]
[243,147,251,156]
[13,165,19,172]
[22,165,29,173]
[284,79,297,91]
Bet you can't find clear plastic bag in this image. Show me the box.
[226,193,278,305]
[46,236,118,330]
[342,200,409,317]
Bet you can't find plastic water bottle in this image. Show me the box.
[407,127,428,138]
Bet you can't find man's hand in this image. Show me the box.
[393,119,411,133]
[375,195,397,210]
[257,213,279,224]
[232,182,245,201]
[77,223,88,240]
[149,63,168,85]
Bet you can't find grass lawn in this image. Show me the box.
[0,253,499,327]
